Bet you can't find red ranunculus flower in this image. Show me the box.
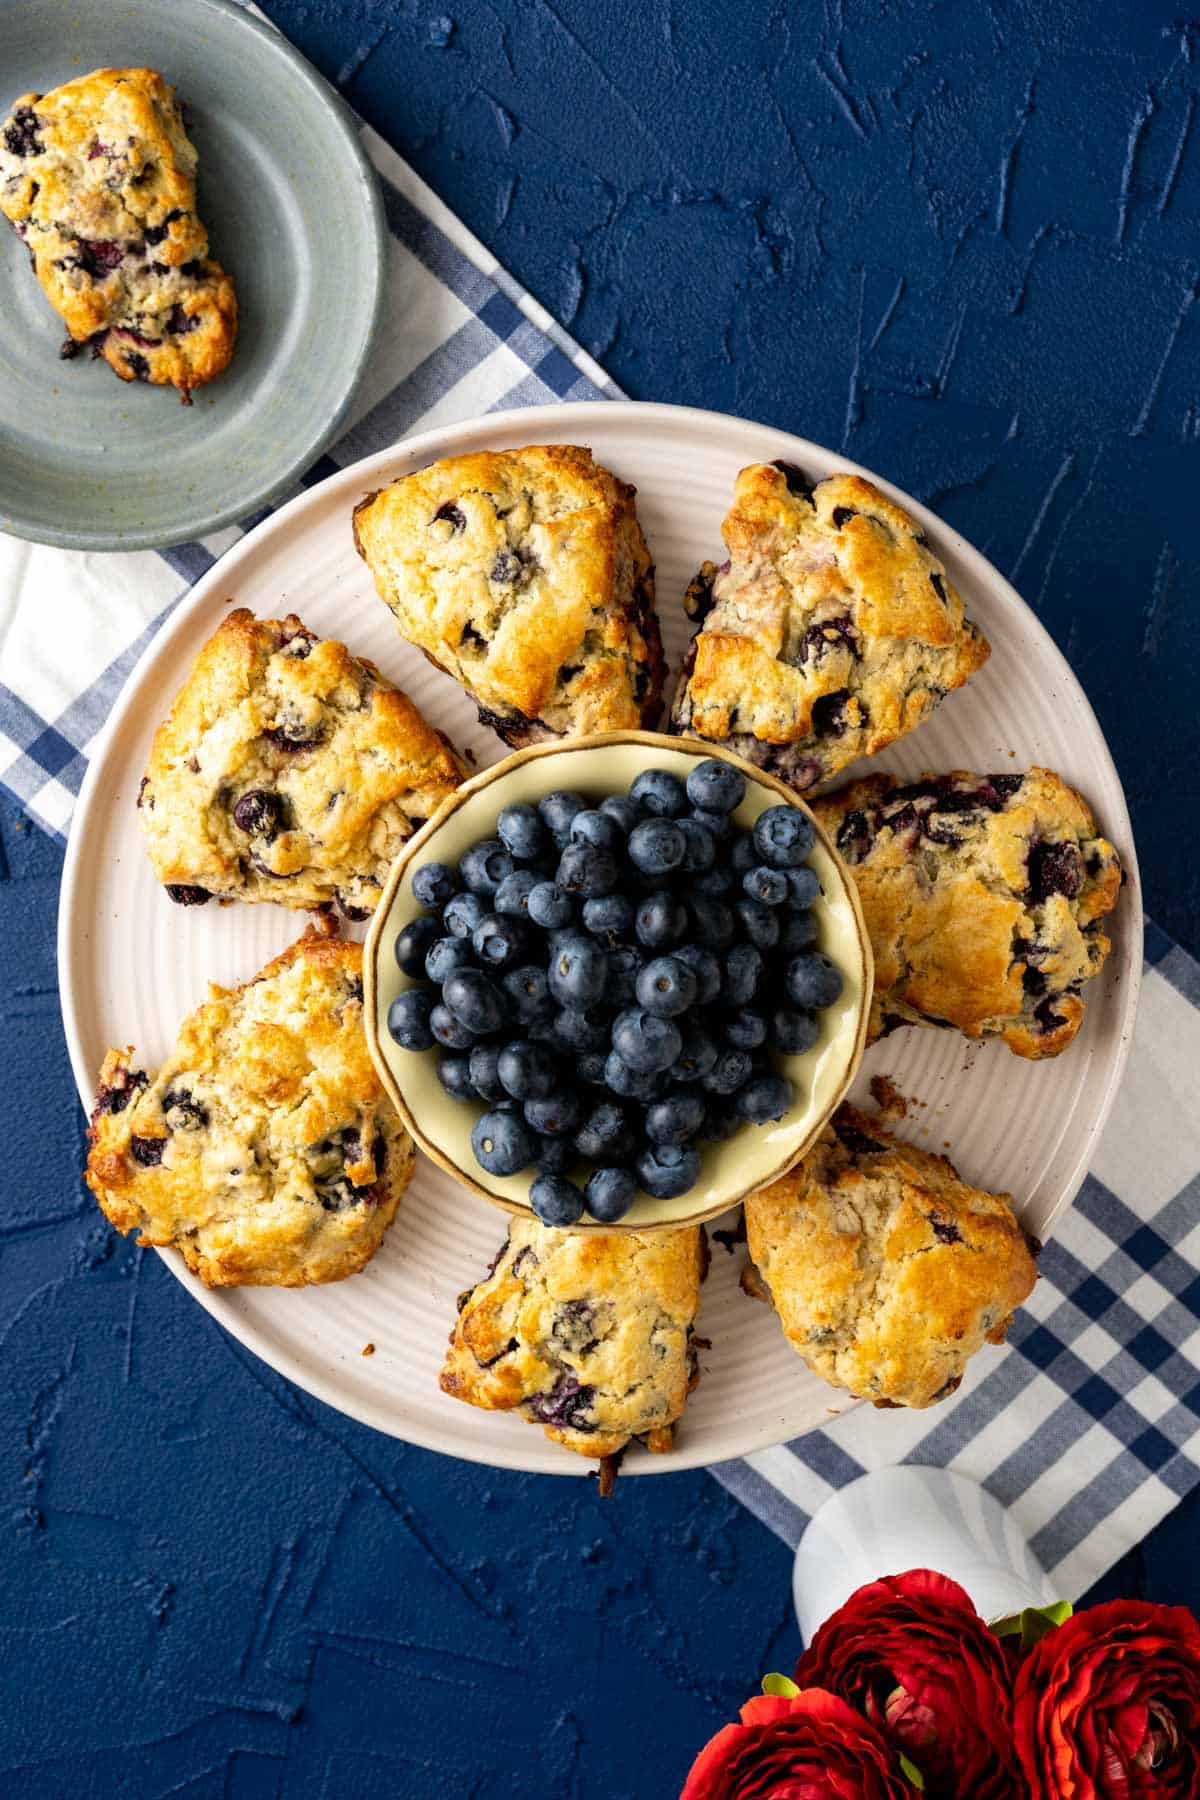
[680,1688,913,1799]
[794,1569,1021,1798]
[1012,1598,1200,1797]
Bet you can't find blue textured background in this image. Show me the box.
[4,1,1199,1793]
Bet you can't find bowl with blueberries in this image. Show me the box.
[364,733,872,1231]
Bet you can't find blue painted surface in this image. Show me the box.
[3,2,1199,1793]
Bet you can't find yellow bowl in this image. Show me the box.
[364,732,873,1230]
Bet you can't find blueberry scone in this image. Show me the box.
[352,445,664,746]
[138,609,466,919]
[742,1106,1038,1408]
[85,932,413,1286]
[440,1216,705,1481]
[0,68,237,399]
[814,767,1122,1057]
[669,463,990,791]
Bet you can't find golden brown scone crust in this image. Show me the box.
[0,68,237,398]
[743,1106,1038,1408]
[352,445,664,746]
[440,1216,704,1459]
[84,932,414,1286]
[670,465,990,790]
[138,609,465,917]
[814,767,1122,1058]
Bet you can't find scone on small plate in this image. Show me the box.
[743,1106,1037,1408]
[815,767,1122,1057]
[669,463,989,791]
[440,1216,706,1486]
[352,445,664,746]
[138,609,466,919]
[85,931,413,1286]
[0,68,237,400]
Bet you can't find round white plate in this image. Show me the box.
[59,401,1141,1476]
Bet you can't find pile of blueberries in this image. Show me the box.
[387,759,844,1227]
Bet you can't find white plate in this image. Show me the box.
[58,401,1142,1476]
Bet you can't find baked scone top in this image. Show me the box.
[440,1216,705,1459]
[743,1106,1038,1409]
[139,609,465,917]
[814,767,1122,1057]
[670,464,990,790]
[352,445,663,743]
[0,67,236,396]
[85,932,413,1287]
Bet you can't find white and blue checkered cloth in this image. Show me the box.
[2,78,1196,1601]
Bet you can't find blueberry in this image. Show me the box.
[527,882,574,930]
[636,955,698,1017]
[232,789,286,840]
[461,838,514,894]
[690,806,733,842]
[582,893,635,940]
[743,865,789,906]
[585,1167,637,1222]
[539,790,586,843]
[645,1092,706,1145]
[443,969,504,1035]
[574,1101,634,1161]
[674,945,721,1006]
[495,868,540,917]
[686,757,746,813]
[444,891,488,939]
[472,913,530,971]
[548,936,608,1006]
[753,805,816,869]
[785,952,844,1009]
[730,833,757,874]
[549,1008,609,1053]
[530,1173,585,1226]
[438,1055,477,1100]
[604,1050,663,1100]
[736,1074,794,1123]
[497,801,546,861]
[676,818,717,873]
[557,840,619,897]
[636,892,688,948]
[412,861,458,907]
[501,964,554,1025]
[725,1009,766,1050]
[535,1135,573,1174]
[599,795,638,834]
[672,1025,719,1082]
[431,1003,476,1050]
[780,907,820,953]
[606,944,645,1006]
[425,936,475,985]
[570,809,625,852]
[469,1042,506,1100]
[387,989,435,1050]
[688,896,734,950]
[612,1008,682,1074]
[524,1090,581,1136]
[693,865,734,897]
[498,1039,557,1100]
[631,768,688,818]
[472,1108,535,1176]
[771,1008,820,1055]
[394,915,440,975]
[165,884,212,906]
[785,866,821,906]
[735,897,781,951]
[636,1143,701,1199]
[722,943,764,1006]
[702,1049,753,1095]
[577,1051,609,1086]
[628,818,686,877]
[701,1101,741,1143]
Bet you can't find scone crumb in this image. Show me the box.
[361,1342,376,1357]
[869,1074,908,1120]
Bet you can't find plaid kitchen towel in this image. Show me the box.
[0,17,1196,1606]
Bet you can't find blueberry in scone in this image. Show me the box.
[669,463,990,791]
[85,932,413,1286]
[0,68,237,400]
[440,1215,705,1477]
[138,609,466,919]
[352,445,664,746]
[814,766,1122,1057]
[742,1105,1038,1408]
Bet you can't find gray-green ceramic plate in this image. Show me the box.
[0,0,385,551]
